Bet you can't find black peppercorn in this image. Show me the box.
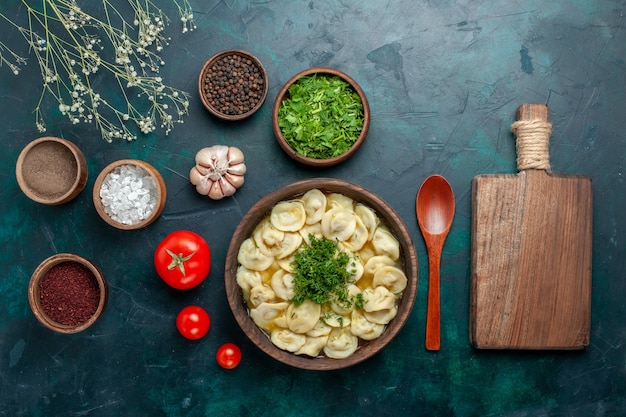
[200,52,266,118]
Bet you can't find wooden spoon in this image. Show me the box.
[416,175,455,351]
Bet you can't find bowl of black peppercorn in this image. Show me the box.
[198,50,268,121]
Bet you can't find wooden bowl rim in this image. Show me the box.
[271,67,371,168]
[28,253,108,334]
[15,136,88,205]
[197,49,268,121]
[92,159,167,230]
[224,178,418,370]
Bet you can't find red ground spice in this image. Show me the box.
[39,261,100,326]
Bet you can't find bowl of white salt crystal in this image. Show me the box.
[93,159,166,230]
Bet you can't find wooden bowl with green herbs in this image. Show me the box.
[224,178,418,370]
[272,68,370,167]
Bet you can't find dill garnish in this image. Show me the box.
[290,235,357,307]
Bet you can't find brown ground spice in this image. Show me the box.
[39,261,100,326]
[21,141,78,199]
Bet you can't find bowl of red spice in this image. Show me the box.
[28,253,108,334]
[15,136,88,205]
[93,159,167,230]
[272,67,370,168]
[198,49,268,121]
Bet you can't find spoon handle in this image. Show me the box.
[425,246,441,351]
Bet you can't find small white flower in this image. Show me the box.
[8,0,194,142]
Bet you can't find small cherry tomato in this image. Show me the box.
[155,230,211,290]
[216,343,242,369]
[176,306,211,340]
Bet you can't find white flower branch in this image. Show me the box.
[0,0,196,142]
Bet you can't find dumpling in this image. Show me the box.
[301,189,327,225]
[271,329,307,352]
[362,286,396,313]
[249,284,276,307]
[238,238,274,271]
[350,310,385,340]
[322,312,351,328]
[287,300,321,334]
[340,216,369,252]
[253,219,303,259]
[363,255,396,279]
[276,254,295,273]
[295,335,329,357]
[306,320,332,337]
[253,219,284,256]
[270,200,306,232]
[275,232,303,259]
[346,256,364,283]
[327,193,354,210]
[364,305,398,325]
[372,265,408,294]
[371,226,400,261]
[270,269,296,301]
[299,223,323,245]
[249,302,289,330]
[321,208,357,241]
[235,266,262,294]
[323,328,358,359]
[355,203,379,240]
[329,284,362,315]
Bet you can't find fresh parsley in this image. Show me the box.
[277,74,364,160]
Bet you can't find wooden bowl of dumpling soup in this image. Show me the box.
[224,178,418,370]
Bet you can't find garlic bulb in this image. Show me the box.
[190,145,246,200]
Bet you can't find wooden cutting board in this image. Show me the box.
[470,103,592,350]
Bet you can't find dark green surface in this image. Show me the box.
[1,1,625,416]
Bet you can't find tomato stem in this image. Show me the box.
[165,248,195,276]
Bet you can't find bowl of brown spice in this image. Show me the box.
[15,136,88,205]
[198,49,268,121]
[28,253,108,334]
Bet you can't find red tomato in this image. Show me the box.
[216,343,242,369]
[154,230,211,290]
[176,306,211,340]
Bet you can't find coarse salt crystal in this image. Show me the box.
[99,164,158,225]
